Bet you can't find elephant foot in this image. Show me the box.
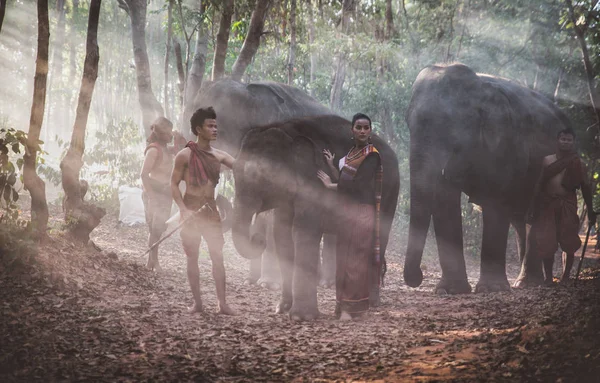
[404,266,424,288]
[512,274,543,289]
[275,298,292,314]
[435,278,472,295]
[289,304,321,321]
[475,277,511,293]
[318,277,335,289]
[258,278,281,291]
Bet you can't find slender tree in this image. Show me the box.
[330,0,353,111]
[287,0,296,85]
[231,0,272,81]
[118,0,164,135]
[306,0,316,95]
[164,0,174,119]
[23,0,50,237]
[212,0,234,81]
[60,0,105,242]
[0,0,7,34]
[182,0,208,133]
[564,0,600,134]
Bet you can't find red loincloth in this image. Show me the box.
[533,193,581,257]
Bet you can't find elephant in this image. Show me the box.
[246,210,281,290]
[232,115,400,320]
[403,63,571,294]
[193,79,339,287]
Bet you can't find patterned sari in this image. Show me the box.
[335,144,383,317]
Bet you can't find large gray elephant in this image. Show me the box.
[194,79,338,287]
[232,115,400,320]
[404,63,569,294]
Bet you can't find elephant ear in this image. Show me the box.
[468,80,531,201]
[292,135,321,184]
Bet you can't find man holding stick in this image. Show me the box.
[140,117,175,272]
[527,127,596,285]
[171,107,236,315]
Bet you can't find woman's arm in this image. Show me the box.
[322,149,339,182]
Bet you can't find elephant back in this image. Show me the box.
[408,63,568,210]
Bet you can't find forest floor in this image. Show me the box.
[1,203,600,382]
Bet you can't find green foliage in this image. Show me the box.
[82,119,145,211]
[0,119,27,223]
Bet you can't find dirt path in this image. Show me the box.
[1,208,600,382]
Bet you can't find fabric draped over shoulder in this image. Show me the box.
[542,153,583,191]
[185,141,221,186]
[144,143,164,171]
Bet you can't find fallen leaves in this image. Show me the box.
[1,207,600,381]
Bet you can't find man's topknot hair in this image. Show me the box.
[190,106,217,136]
[352,112,372,128]
[557,127,576,139]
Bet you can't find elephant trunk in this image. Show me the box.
[404,141,437,287]
[232,200,266,260]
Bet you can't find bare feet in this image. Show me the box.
[188,303,203,313]
[217,303,238,316]
[339,311,352,321]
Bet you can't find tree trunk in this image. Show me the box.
[553,66,564,103]
[23,0,50,237]
[306,0,315,96]
[48,0,67,143]
[60,0,105,243]
[122,0,164,136]
[565,0,600,134]
[0,0,8,35]
[182,1,208,134]
[385,0,393,39]
[287,0,296,85]
[212,0,234,81]
[231,0,271,81]
[329,0,353,111]
[329,55,346,111]
[174,40,185,109]
[0,0,7,35]
[164,0,174,119]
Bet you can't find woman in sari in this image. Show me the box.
[317,113,383,320]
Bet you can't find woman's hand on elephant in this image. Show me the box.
[322,149,334,164]
[317,170,333,188]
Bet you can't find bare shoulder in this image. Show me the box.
[542,154,556,166]
[144,146,159,158]
[175,147,191,162]
[212,147,232,161]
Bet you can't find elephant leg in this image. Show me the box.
[513,223,544,288]
[245,257,261,285]
[258,215,281,291]
[289,202,322,321]
[511,216,527,264]
[274,205,294,314]
[432,182,471,294]
[475,205,511,293]
[319,234,336,288]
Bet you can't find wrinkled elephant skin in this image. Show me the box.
[405,63,570,293]
[233,115,400,320]
[193,79,337,287]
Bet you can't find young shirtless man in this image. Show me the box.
[171,107,236,315]
[528,127,596,285]
[140,117,174,271]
